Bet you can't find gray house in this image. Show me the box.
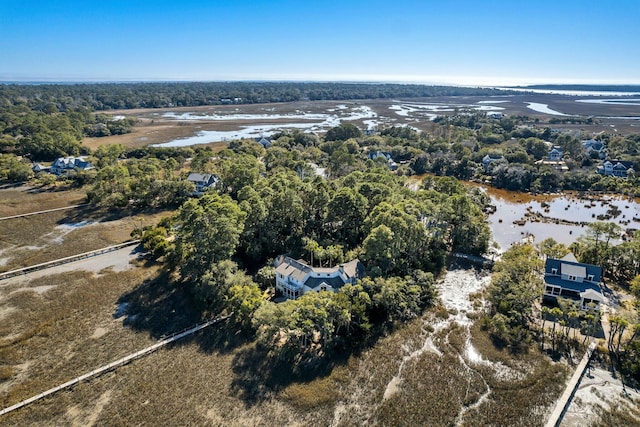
[50,156,93,176]
[186,173,219,195]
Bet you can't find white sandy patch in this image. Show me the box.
[11,285,56,295]
[90,327,109,339]
[477,100,510,104]
[437,268,491,324]
[46,221,96,244]
[0,305,16,320]
[563,365,640,426]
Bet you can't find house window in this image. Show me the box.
[568,275,577,281]
[587,274,594,281]
[546,286,561,296]
[551,268,558,275]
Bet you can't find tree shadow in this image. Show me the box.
[114,269,251,355]
[114,271,203,338]
[58,204,170,226]
[229,341,353,406]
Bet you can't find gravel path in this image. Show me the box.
[0,246,140,288]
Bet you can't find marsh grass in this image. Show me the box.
[0,266,160,409]
[0,239,571,426]
[0,186,86,218]
[0,199,171,272]
[1,276,573,426]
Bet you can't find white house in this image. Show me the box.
[597,160,634,178]
[274,256,364,300]
[50,156,93,176]
[368,151,398,170]
[186,173,219,195]
[547,147,563,161]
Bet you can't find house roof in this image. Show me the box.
[544,256,602,283]
[275,257,311,282]
[561,263,586,278]
[187,173,217,183]
[482,154,503,162]
[257,137,271,147]
[369,150,392,160]
[560,253,578,263]
[52,156,92,171]
[581,288,605,302]
[544,275,602,295]
[305,276,348,290]
[275,256,364,290]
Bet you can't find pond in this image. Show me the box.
[480,186,640,251]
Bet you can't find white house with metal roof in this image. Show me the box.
[274,255,364,300]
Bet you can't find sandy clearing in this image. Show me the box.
[561,365,640,426]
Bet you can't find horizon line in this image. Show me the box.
[2,74,640,87]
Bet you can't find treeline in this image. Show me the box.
[0,105,135,161]
[517,84,640,93]
[0,82,514,111]
[134,141,490,364]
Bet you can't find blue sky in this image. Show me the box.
[1,0,639,85]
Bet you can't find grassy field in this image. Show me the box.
[0,186,573,426]
[0,257,571,426]
[0,186,172,272]
[0,186,86,218]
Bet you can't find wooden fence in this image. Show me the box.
[0,204,89,221]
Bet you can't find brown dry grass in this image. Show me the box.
[0,186,86,218]
[0,207,172,272]
[0,272,572,426]
[0,187,173,271]
[0,266,160,408]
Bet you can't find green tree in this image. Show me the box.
[172,193,246,282]
[325,187,368,249]
[538,238,570,259]
[362,224,395,276]
[226,280,265,330]
[325,123,363,141]
[487,244,543,347]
